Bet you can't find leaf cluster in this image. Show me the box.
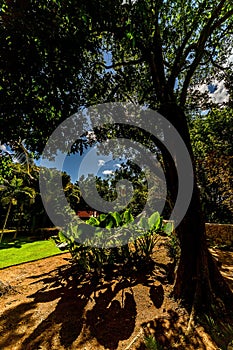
[53,210,173,276]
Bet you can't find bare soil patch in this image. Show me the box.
[0,241,232,350]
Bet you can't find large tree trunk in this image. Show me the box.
[173,183,233,310]
[160,102,233,310]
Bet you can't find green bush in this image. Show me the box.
[52,210,173,275]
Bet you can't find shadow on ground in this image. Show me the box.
[137,310,216,350]
[0,262,166,350]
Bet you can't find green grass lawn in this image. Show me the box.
[0,237,66,269]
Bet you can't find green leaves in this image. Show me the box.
[190,107,233,223]
[163,221,173,235]
[54,208,174,275]
[86,216,100,226]
[0,155,13,184]
[139,211,162,232]
[86,209,134,230]
[122,209,134,225]
[1,0,233,152]
[110,211,122,226]
[148,211,160,230]
[139,216,149,231]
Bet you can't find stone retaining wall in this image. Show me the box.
[205,223,233,246]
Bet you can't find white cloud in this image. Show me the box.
[194,49,233,106]
[211,80,229,104]
[195,79,229,105]
[113,163,122,169]
[197,84,208,94]
[102,170,114,175]
[122,0,137,5]
[0,144,6,151]
[98,159,105,166]
[87,131,96,141]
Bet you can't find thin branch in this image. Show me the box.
[180,0,231,106]
[209,55,230,71]
[106,83,120,101]
[99,57,144,70]
[168,0,209,89]
[199,22,232,69]
[211,8,233,31]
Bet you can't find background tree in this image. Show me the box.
[0,146,82,232]
[0,176,36,242]
[0,151,13,184]
[190,107,233,223]
[107,160,164,217]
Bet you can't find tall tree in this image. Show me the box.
[0,0,233,309]
[94,0,233,309]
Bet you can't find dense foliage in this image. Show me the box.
[0,1,232,149]
[190,108,233,223]
[0,151,81,236]
[76,159,164,217]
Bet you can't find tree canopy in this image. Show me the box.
[1,0,232,151]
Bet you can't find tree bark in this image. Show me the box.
[159,102,233,310]
[0,200,12,243]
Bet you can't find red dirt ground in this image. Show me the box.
[0,241,232,350]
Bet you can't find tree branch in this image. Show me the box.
[180,0,231,106]
[148,5,167,101]
[211,8,233,31]
[101,57,144,70]
[209,54,230,71]
[168,0,209,90]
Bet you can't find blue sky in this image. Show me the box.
[62,147,115,183]
[43,145,123,183]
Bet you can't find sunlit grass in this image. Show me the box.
[0,238,65,268]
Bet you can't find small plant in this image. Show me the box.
[134,212,162,260]
[167,233,179,260]
[134,213,174,262]
[144,335,164,350]
[201,314,233,350]
[162,222,180,261]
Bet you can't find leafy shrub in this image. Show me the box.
[53,210,173,275]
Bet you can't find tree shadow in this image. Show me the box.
[20,264,113,349]
[0,239,30,250]
[22,278,94,348]
[137,309,227,350]
[0,263,151,349]
[85,282,137,350]
[0,257,169,349]
[0,264,92,349]
[149,283,164,309]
